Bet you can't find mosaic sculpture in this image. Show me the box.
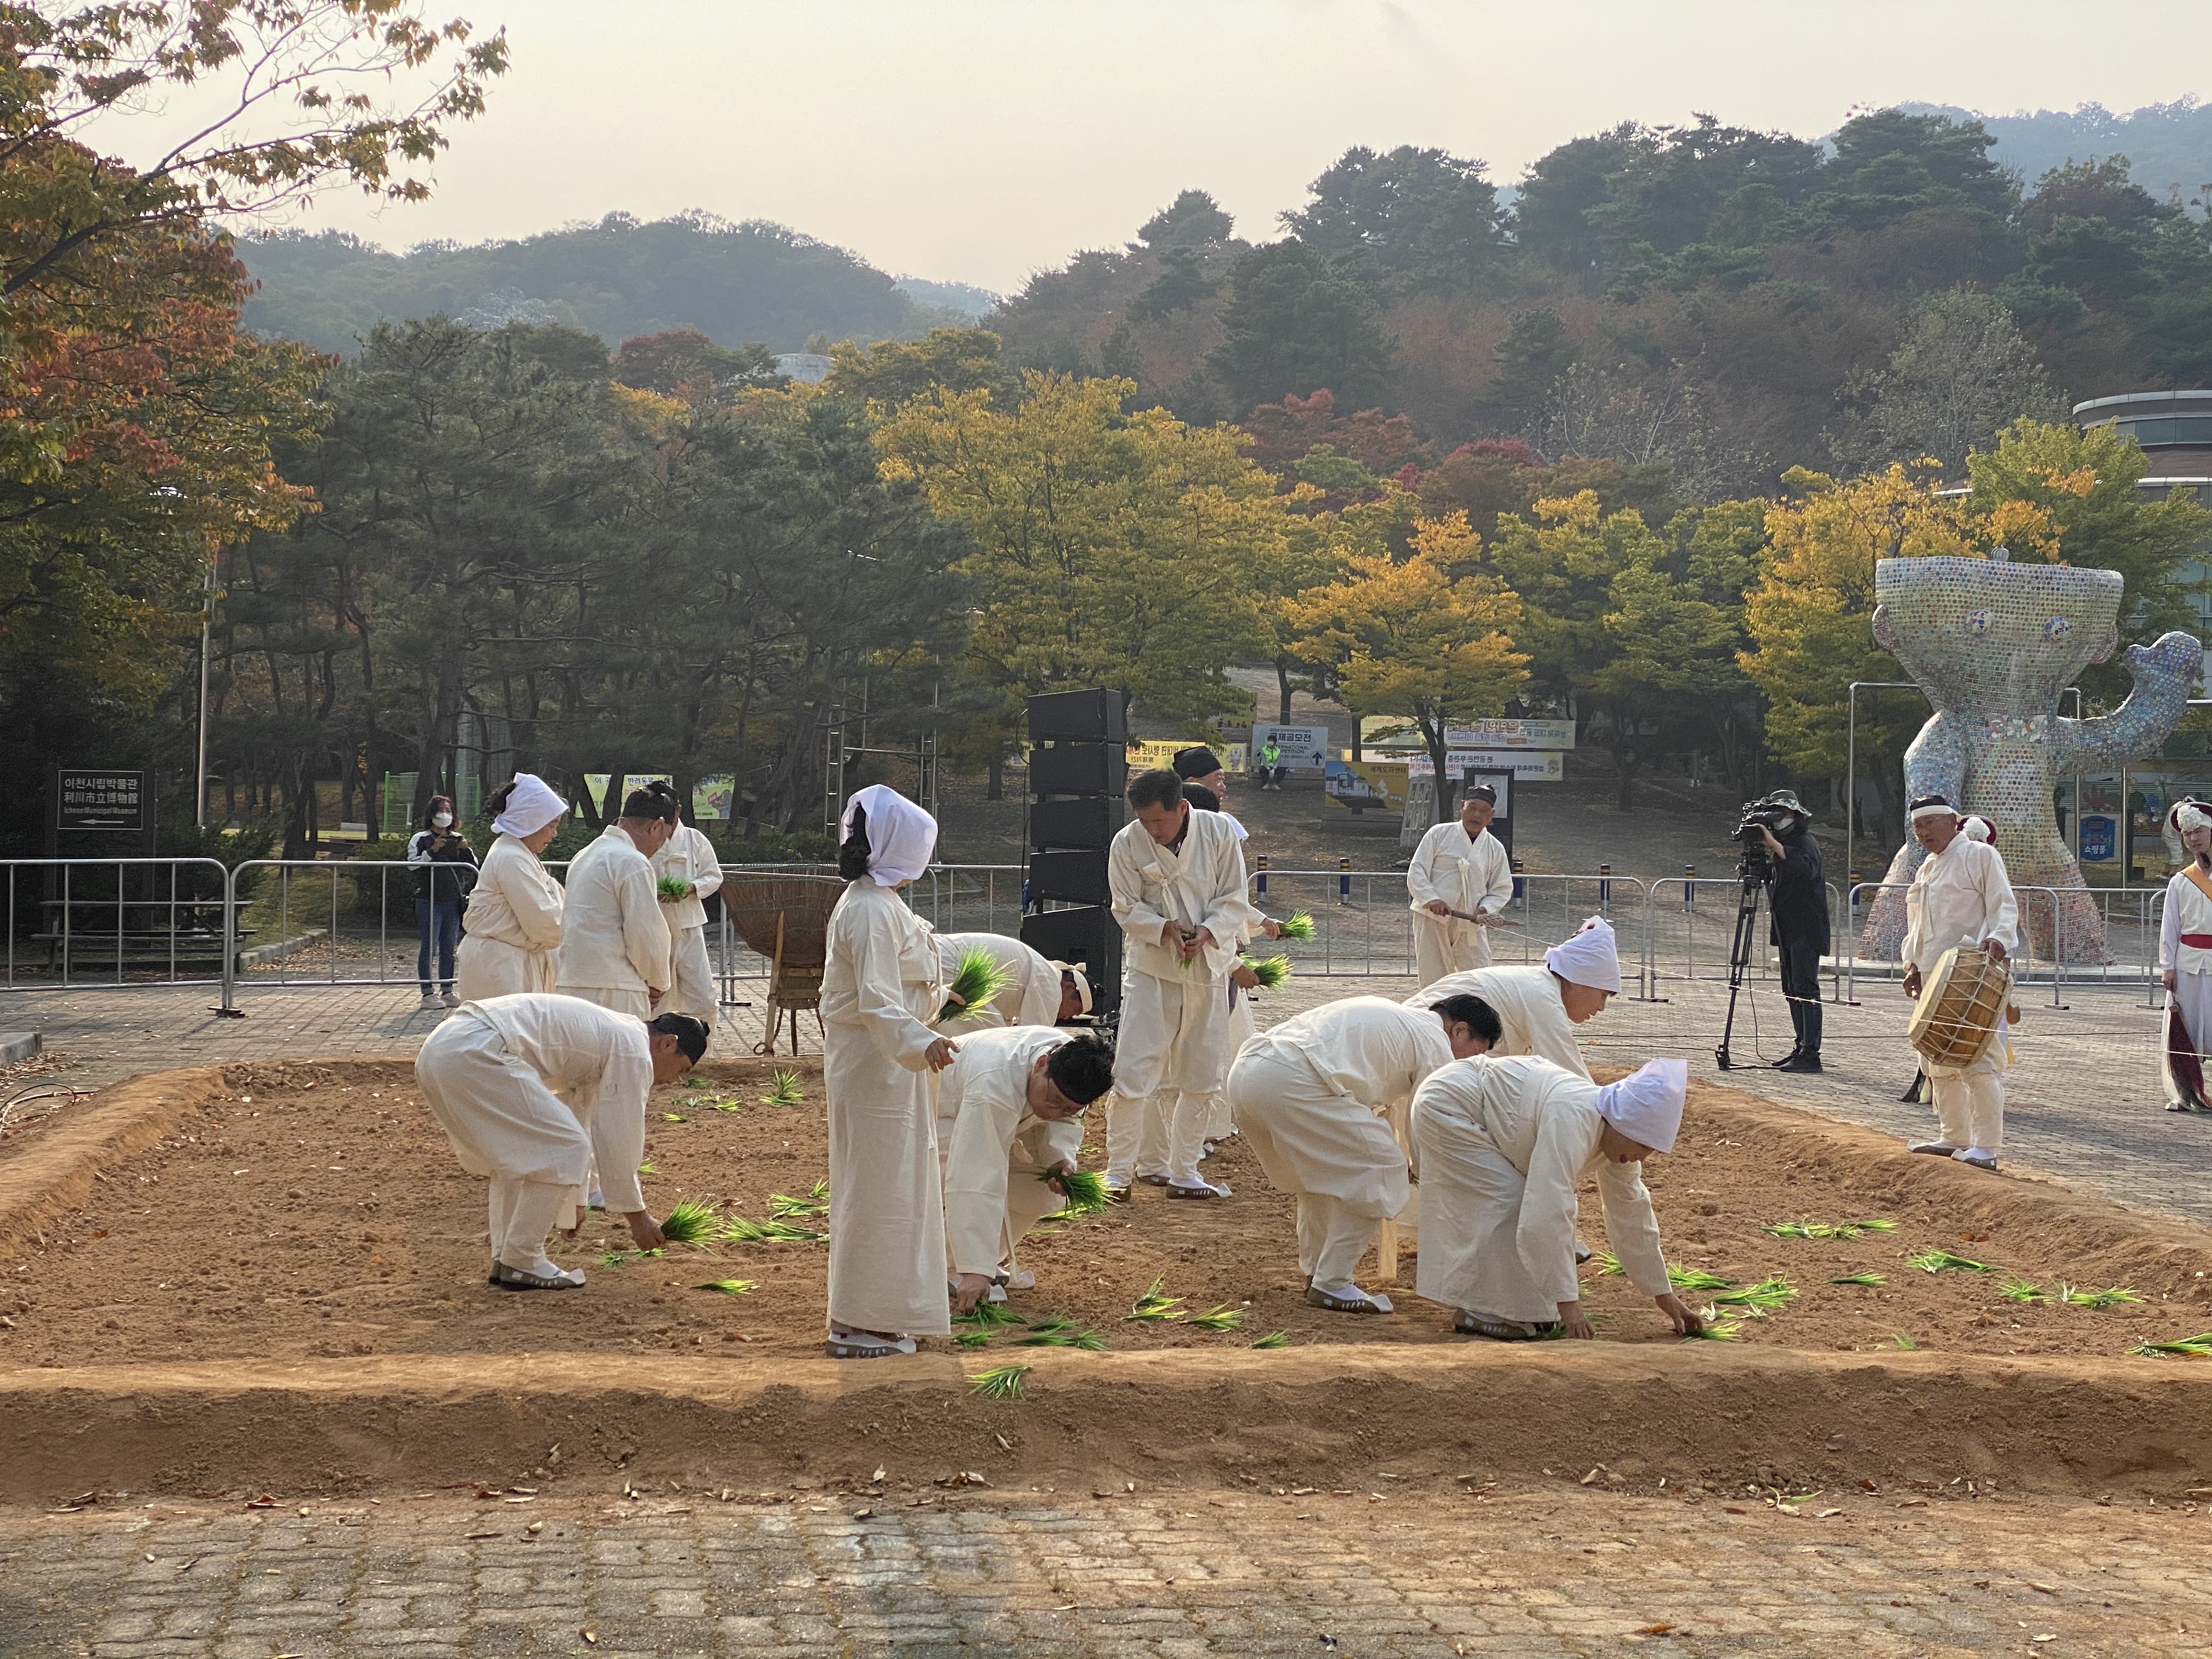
[1863,551,2202,963]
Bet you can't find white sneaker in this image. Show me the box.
[441,991,461,1008]
[1005,1268,1036,1291]
[418,994,442,1011]
[1952,1147,2000,1171]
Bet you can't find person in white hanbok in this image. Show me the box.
[940,1027,1116,1311]
[1404,916,1622,1080]
[1227,994,1497,1314]
[1173,775,1283,1151]
[821,784,957,1358]
[556,782,677,1018]
[649,810,725,1035]
[1105,768,1254,1199]
[414,994,704,1289]
[454,776,567,1002]
[1412,1053,1703,1341]
[2159,799,2212,1113]
[1899,794,2019,1172]
[931,932,1086,1032]
[1406,783,1517,984]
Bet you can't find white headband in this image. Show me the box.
[2179,805,2212,835]
[1909,803,1959,823]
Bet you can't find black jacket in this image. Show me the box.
[1766,827,1830,953]
[407,830,479,905]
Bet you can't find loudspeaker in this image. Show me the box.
[1031,794,1123,853]
[1029,848,1113,906]
[1021,905,1120,1020]
[1027,688,1126,743]
[1030,741,1125,796]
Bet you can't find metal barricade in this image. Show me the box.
[1842,879,2166,1008]
[1,858,234,994]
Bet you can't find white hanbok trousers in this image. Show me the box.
[665,923,718,1032]
[1413,915,1492,986]
[1106,969,1238,1187]
[452,933,558,1002]
[1228,1043,1406,1284]
[1926,1043,2005,1152]
[416,1013,590,1267]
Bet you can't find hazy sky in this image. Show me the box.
[88,1,2212,293]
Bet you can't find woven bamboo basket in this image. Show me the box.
[721,873,845,1056]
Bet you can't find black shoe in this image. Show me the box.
[1899,1073,1928,1104]
[1775,1052,1823,1074]
[1769,1047,1801,1069]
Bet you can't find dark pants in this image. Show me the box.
[416,899,462,993]
[1776,932,1823,1057]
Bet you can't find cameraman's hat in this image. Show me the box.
[1758,788,1807,816]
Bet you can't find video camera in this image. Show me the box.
[1731,800,1798,878]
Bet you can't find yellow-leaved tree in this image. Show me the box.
[1284,512,1528,820]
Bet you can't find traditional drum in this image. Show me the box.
[1907,945,2013,1069]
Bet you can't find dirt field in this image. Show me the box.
[6,1056,2211,1374]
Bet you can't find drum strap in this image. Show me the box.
[2185,862,2212,911]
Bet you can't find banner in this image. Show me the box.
[1324,757,1408,814]
[1403,749,1564,782]
[584,773,613,816]
[692,775,735,821]
[1360,715,1575,751]
[1249,723,1331,771]
[1126,741,1248,774]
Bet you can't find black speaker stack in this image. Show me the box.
[1020,689,1126,1021]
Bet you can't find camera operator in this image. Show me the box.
[1751,790,1829,1073]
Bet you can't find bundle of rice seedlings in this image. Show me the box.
[1997,1277,2046,1304]
[1829,1272,1887,1287]
[719,1215,828,1244]
[658,1198,724,1245]
[1591,1251,1623,1276]
[969,1363,1031,1400]
[1712,1275,1796,1311]
[1847,1219,1899,1235]
[1765,1218,1898,1240]
[2059,1284,2144,1309]
[1892,1333,1920,1349]
[1249,1331,1290,1349]
[1014,1324,1105,1350]
[699,1097,744,1113]
[1276,912,1317,940]
[1127,1278,1187,1321]
[761,1068,805,1107]
[693,1278,757,1296]
[1040,1167,1111,1215]
[596,1248,664,1266]
[656,876,691,903]
[769,1181,830,1220]
[1187,1304,1244,1331]
[953,1300,1026,1330]
[680,1077,707,1090]
[636,1160,658,1175]
[938,946,1013,1023]
[1668,1266,1735,1291]
[1764,1221,1827,1240]
[659,1112,690,1123]
[1909,1249,1997,1274]
[1239,954,1291,990]
[1681,1307,1743,1342]
[2128,1332,2212,1358]
[953,1330,995,1349]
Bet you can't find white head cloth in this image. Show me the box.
[492,774,566,839]
[2177,803,2212,836]
[1909,800,1958,822]
[842,783,938,887]
[1595,1057,1688,1154]
[1962,815,1994,843]
[1544,916,1622,994]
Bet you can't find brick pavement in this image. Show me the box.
[1,1487,2204,1658]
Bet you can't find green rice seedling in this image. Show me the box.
[1829,1272,1887,1288]
[938,946,1013,1023]
[1249,1331,1290,1349]
[636,1161,658,1175]
[1276,912,1317,940]
[769,1181,830,1220]
[681,1076,707,1090]
[1845,1219,1898,1235]
[1041,1167,1111,1216]
[718,1215,828,1244]
[1766,1218,1898,1240]
[953,1300,1026,1330]
[658,1199,724,1246]
[1239,953,1291,990]
[1711,1275,1796,1311]
[596,1248,664,1266]
[953,1330,995,1349]
[2059,1284,2145,1309]
[2128,1332,2212,1357]
[656,876,691,904]
[1023,1312,1077,1335]
[1127,1278,1186,1321]
[659,1112,690,1122]
[1910,1249,1997,1274]
[761,1068,805,1107]
[1014,1325,1105,1351]
[1681,1308,1743,1342]
[1892,1333,1919,1349]
[693,1278,757,1296]
[1668,1266,1736,1291]
[1187,1304,1245,1331]
[1997,1278,2046,1304]
[969,1364,1030,1400]
[1591,1251,1623,1275]
[697,1096,744,1112]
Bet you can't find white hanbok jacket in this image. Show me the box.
[556,824,673,996]
[1107,808,1253,983]
[1407,822,1514,921]
[935,932,1064,1029]
[450,992,654,1213]
[1404,965,1589,1080]
[454,833,565,998]
[650,823,724,933]
[938,1026,1086,1277]
[1900,837,2019,975]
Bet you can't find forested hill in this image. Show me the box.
[1909,99,2212,206]
[236,212,989,354]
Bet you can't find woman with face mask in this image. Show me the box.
[407,794,481,1010]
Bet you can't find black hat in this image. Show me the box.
[1463,782,1497,804]
[1182,782,1221,812]
[1172,746,1224,780]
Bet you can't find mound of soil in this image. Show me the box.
[5,1057,2211,1374]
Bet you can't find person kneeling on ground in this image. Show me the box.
[944,1027,1118,1313]
[1411,1052,1703,1341]
[414,994,706,1290]
[1226,993,1499,1316]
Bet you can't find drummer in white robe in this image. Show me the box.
[649,808,724,1037]
[932,932,1088,1032]
[1404,916,1622,1080]
[1227,993,1498,1314]
[1406,783,1517,984]
[821,784,957,1359]
[1105,768,1253,1200]
[1412,1053,1704,1341]
[557,781,677,1018]
[454,776,567,1001]
[414,994,704,1289]
[2158,798,2212,1113]
[1899,794,2019,1172]
[943,1027,1116,1311]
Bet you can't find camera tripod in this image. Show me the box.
[1712,853,1768,1071]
